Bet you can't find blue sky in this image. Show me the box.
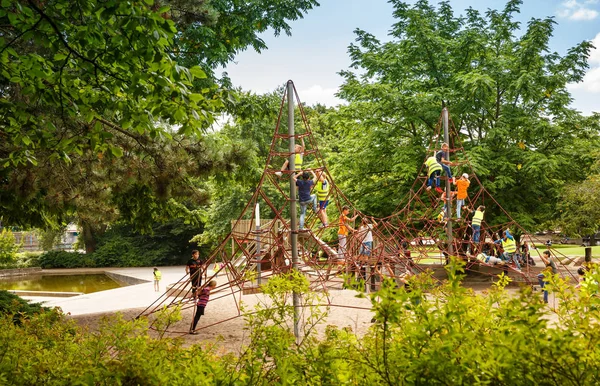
[224,0,600,115]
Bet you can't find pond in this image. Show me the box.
[0,274,125,294]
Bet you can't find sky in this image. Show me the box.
[224,0,600,115]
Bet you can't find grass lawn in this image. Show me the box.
[532,245,600,258]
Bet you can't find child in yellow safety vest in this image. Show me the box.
[494,229,521,272]
[153,268,162,292]
[424,156,443,193]
[276,138,305,177]
[315,171,330,227]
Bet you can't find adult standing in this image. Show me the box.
[186,250,203,296]
[538,250,558,303]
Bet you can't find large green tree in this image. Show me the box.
[327,0,600,227]
[0,0,318,249]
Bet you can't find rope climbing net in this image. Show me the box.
[137,84,578,335]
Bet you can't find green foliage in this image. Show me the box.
[324,0,600,225]
[1,263,600,384]
[36,220,200,268]
[0,229,21,265]
[0,290,49,325]
[37,226,66,251]
[0,0,319,247]
[35,250,90,269]
[558,174,600,236]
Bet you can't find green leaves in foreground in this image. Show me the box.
[1,262,599,385]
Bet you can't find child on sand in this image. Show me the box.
[190,280,217,335]
[153,268,162,292]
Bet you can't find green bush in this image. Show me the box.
[0,290,49,325]
[36,250,92,268]
[0,229,20,265]
[1,263,599,384]
[91,221,199,267]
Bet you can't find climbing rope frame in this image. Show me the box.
[137,86,578,335]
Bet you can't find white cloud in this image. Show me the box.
[296,85,344,107]
[589,32,600,64]
[567,33,600,113]
[570,8,599,19]
[557,0,599,20]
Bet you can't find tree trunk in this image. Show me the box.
[80,220,106,254]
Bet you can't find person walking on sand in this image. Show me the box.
[153,267,162,292]
[538,250,558,303]
[190,280,217,335]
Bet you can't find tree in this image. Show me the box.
[330,0,600,226]
[558,157,600,237]
[0,0,319,248]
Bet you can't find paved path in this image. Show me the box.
[25,266,192,316]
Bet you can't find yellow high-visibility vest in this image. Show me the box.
[294,153,303,170]
[472,210,484,226]
[502,237,517,253]
[425,156,442,176]
[316,180,329,201]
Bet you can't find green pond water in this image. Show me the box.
[0,274,124,294]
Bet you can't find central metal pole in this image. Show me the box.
[287,80,300,341]
[443,108,454,256]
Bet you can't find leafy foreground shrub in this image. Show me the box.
[1,263,600,385]
[0,290,49,325]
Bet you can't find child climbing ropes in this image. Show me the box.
[358,217,377,260]
[424,155,443,193]
[338,206,358,259]
[275,137,305,177]
[315,170,330,227]
[436,142,456,184]
[475,252,504,265]
[436,191,456,223]
[153,267,162,292]
[471,205,485,243]
[293,170,317,230]
[190,280,217,335]
[454,173,470,219]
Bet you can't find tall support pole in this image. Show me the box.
[443,108,454,256]
[255,203,261,285]
[287,80,300,341]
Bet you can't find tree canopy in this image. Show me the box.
[321,0,600,228]
[0,0,318,249]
